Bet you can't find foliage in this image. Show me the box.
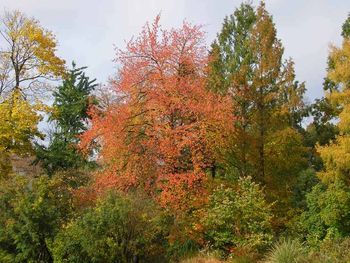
[300,180,350,247]
[292,168,319,210]
[342,13,350,39]
[202,176,273,257]
[295,25,350,250]
[0,174,74,263]
[0,10,65,98]
[206,3,307,232]
[80,16,233,211]
[208,2,306,180]
[0,3,350,263]
[53,192,170,263]
[35,63,97,175]
[0,90,42,175]
[207,2,256,95]
[317,39,350,184]
[303,13,350,168]
[307,237,350,263]
[306,98,339,148]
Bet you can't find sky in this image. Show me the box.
[0,0,349,102]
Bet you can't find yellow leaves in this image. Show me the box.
[20,16,66,77]
[266,128,307,179]
[0,89,42,157]
[0,10,66,97]
[317,135,350,184]
[317,39,350,184]
[328,39,350,86]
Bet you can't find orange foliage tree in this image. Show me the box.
[80,16,233,211]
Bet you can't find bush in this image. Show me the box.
[306,238,350,263]
[300,180,350,247]
[264,238,306,263]
[0,174,73,263]
[202,176,273,257]
[53,191,171,263]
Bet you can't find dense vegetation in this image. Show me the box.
[1,2,350,262]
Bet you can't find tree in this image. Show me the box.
[247,3,303,181]
[80,16,233,211]
[0,90,42,175]
[304,14,350,170]
[317,38,350,184]
[207,2,257,177]
[35,63,97,176]
[207,2,256,95]
[207,3,308,232]
[297,16,350,249]
[207,2,307,181]
[0,10,65,98]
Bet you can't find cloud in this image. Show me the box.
[0,0,348,100]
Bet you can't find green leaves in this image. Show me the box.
[53,192,170,263]
[300,180,350,246]
[203,176,273,256]
[35,63,97,176]
[0,174,74,262]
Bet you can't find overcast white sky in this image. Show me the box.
[0,0,349,101]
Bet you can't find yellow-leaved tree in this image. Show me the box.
[0,10,65,98]
[0,90,42,175]
[317,39,350,184]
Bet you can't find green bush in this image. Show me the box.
[53,191,171,263]
[306,238,350,263]
[0,174,73,263]
[202,176,273,257]
[300,180,350,247]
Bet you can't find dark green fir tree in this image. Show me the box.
[36,63,97,176]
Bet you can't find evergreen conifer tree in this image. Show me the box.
[36,63,97,175]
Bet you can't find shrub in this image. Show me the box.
[0,174,73,263]
[306,237,350,263]
[202,176,273,257]
[53,191,170,263]
[300,180,350,247]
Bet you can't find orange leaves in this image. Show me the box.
[80,16,234,211]
[157,172,207,211]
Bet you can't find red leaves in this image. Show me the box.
[80,16,234,211]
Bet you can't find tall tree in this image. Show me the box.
[304,35,350,244]
[0,10,65,98]
[80,17,233,211]
[207,3,308,231]
[207,2,256,177]
[35,63,97,176]
[317,38,350,185]
[305,13,350,170]
[208,2,307,181]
